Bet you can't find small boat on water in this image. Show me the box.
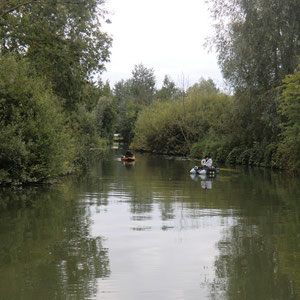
[120,155,136,162]
[190,165,219,177]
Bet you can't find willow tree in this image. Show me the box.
[208,0,300,91]
[208,0,300,146]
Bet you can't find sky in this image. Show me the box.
[101,0,224,89]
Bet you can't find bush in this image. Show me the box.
[0,55,75,184]
[132,92,232,156]
[226,147,244,164]
[263,143,277,168]
[276,66,300,171]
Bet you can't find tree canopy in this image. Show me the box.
[208,0,300,92]
[0,0,112,109]
[0,0,113,184]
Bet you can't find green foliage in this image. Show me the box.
[186,77,220,95]
[118,100,141,143]
[131,64,156,106]
[0,0,112,110]
[0,1,113,184]
[209,0,300,91]
[155,75,181,101]
[132,91,232,155]
[207,0,299,159]
[132,101,187,154]
[69,104,109,169]
[113,64,157,142]
[277,66,300,170]
[226,147,245,165]
[225,143,277,167]
[94,96,118,140]
[0,55,75,184]
[190,139,231,163]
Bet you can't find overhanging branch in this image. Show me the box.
[0,1,40,18]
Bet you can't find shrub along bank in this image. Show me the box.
[131,91,233,157]
[0,55,114,185]
[131,68,300,171]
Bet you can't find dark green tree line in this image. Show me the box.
[0,0,114,184]
[204,0,300,167]
[113,64,157,143]
[0,55,75,184]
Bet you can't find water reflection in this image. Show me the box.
[207,171,300,300]
[121,160,136,167]
[1,149,300,299]
[0,187,110,300]
[190,174,214,189]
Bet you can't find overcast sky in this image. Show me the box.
[102,0,224,89]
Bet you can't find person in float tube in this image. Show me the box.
[203,154,212,169]
[125,149,133,157]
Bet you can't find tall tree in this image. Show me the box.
[155,75,180,101]
[131,63,156,106]
[0,0,112,109]
[208,0,300,91]
[113,64,157,142]
[208,0,300,146]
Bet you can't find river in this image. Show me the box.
[0,147,300,299]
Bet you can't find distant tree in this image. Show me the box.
[113,64,157,142]
[155,75,180,101]
[118,100,140,143]
[131,64,156,106]
[78,80,113,114]
[187,77,219,95]
[94,96,118,140]
[114,79,134,106]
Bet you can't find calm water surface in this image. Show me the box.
[1,148,300,299]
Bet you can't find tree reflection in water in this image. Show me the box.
[208,173,300,300]
[0,186,110,300]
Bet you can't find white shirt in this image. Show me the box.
[205,158,212,168]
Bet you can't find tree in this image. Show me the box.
[208,0,300,91]
[0,54,75,184]
[207,0,300,147]
[94,96,118,140]
[0,0,112,110]
[0,1,113,183]
[131,63,156,106]
[118,100,140,143]
[0,0,39,18]
[114,79,134,106]
[155,75,180,101]
[113,65,157,142]
[186,77,220,95]
[277,66,300,170]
